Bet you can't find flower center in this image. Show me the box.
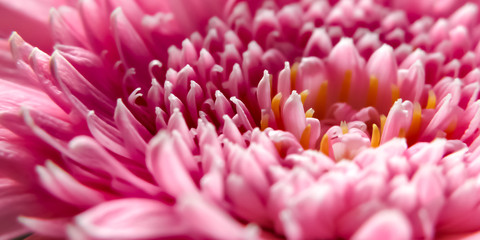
[261,64,442,161]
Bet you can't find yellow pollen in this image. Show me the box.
[291,62,299,90]
[426,90,436,109]
[305,108,315,118]
[339,70,352,102]
[300,90,309,105]
[272,92,282,121]
[367,76,379,106]
[371,124,380,148]
[340,121,349,134]
[314,81,328,118]
[300,124,312,149]
[391,84,400,105]
[260,113,269,131]
[380,114,387,134]
[320,133,329,156]
[407,102,422,138]
[398,128,406,138]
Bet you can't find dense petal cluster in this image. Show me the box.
[2,0,480,239]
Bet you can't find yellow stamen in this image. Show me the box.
[300,90,309,105]
[371,124,380,148]
[391,84,400,105]
[300,124,312,149]
[272,93,282,123]
[320,133,329,156]
[367,76,379,106]
[398,128,406,138]
[407,102,422,138]
[305,108,315,118]
[314,81,328,118]
[260,113,269,131]
[426,90,436,109]
[340,121,349,134]
[380,114,387,134]
[339,70,352,102]
[290,62,299,90]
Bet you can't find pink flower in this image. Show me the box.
[2,0,480,239]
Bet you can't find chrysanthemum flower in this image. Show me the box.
[2,0,480,239]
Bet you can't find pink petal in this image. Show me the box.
[36,160,108,207]
[282,91,306,139]
[114,99,149,154]
[257,70,271,110]
[0,0,68,51]
[50,6,89,48]
[146,132,198,197]
[110,8,153,84]
[226,174,269,225]
[86,111,130,158]
[50,51,114,116]
[367,44,398,113]
[177,195,255,239]
[67,136,160,196]
[19,217,69,238]
[351,210,412,240]
[73,198,186,239]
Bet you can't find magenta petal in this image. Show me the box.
[28,48,72,113]
[50,51,114,116]
[304,28,332,58]
[114,99,149,155]
[50,6,90,48]
[0,179,39,239]
[19,217,69,238]
[111,8,153,85]
[36,160,107,208]
[0,0,62,51]
[3,0,480,239]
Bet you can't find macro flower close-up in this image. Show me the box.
[3,0,480,239]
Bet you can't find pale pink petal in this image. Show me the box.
[146,132,198,197]
[282,91,306,139]
[73,198,186,239]
[351,210,412,240]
